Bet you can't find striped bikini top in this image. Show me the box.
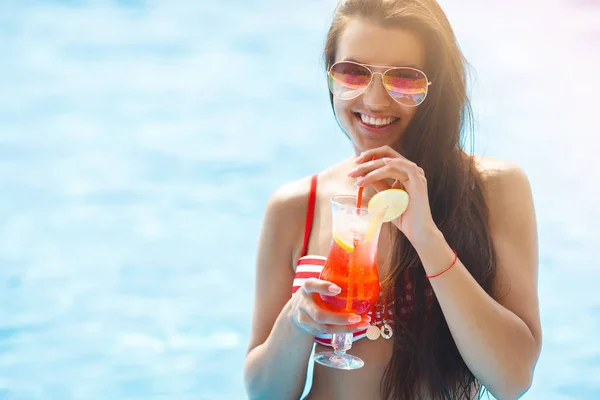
[291,175,432,347]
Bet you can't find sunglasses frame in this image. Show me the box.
[327,60,433,107]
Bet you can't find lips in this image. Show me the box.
[354,112,400,133]
[359,113,398,127]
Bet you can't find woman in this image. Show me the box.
[243,0,542,399]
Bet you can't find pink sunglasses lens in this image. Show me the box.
[383,69,428,106]
[328,62,371,100]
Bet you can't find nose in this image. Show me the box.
[361,72,393,110]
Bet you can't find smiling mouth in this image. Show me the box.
[354,113,399,129]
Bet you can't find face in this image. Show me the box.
[333,19,427,153]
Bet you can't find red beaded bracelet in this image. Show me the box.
[426,249,458,279]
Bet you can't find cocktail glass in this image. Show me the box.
[313,195,384,370]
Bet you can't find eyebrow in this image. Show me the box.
[343,57,421,70]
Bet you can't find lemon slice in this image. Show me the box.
[368,189,409,222]
[333,234,354,252]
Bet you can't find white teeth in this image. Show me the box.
[360,114,396,127]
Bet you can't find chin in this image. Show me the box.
[348,123,404,152]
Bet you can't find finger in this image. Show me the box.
[383,157,425,179]
[296,310,328,335]
[356,165,409,188]
[383,158,427,189]
[297,314,372,335]
[301,277,341,295]
[324,320,373,334]
[354,146,400,164]
[391,179,404,190]
[347,159,386,178]
[306,305,367,325]
[371,180,390,193]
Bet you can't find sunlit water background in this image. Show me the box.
[0,0,599,399]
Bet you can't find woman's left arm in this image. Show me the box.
[414,163,542,400]
[351,148,542,400]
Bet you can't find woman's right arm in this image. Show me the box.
[243,183,370,400]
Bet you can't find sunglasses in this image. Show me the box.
[327,60,432,107]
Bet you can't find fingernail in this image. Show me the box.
[328,285,341,294]
[354,178,364,187]
[347,168,358,177]
[382,157,393,163]
[348,315,361,323]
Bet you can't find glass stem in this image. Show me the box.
[332,332,352,355]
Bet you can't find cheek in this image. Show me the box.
[333,98,355,123]
[401,107,419,124]
[332,99,357,138]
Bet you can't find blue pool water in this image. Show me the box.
[0,0,599,399]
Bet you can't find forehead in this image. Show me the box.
[336,18,426,69]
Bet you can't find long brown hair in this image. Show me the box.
[324,1,496,398]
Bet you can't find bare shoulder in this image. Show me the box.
[472,155,529,182]
[262,176,315,257]
[472,155,533,207]
[472,155,538,281]
[263,158,353,258]
[266,175,314,217]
